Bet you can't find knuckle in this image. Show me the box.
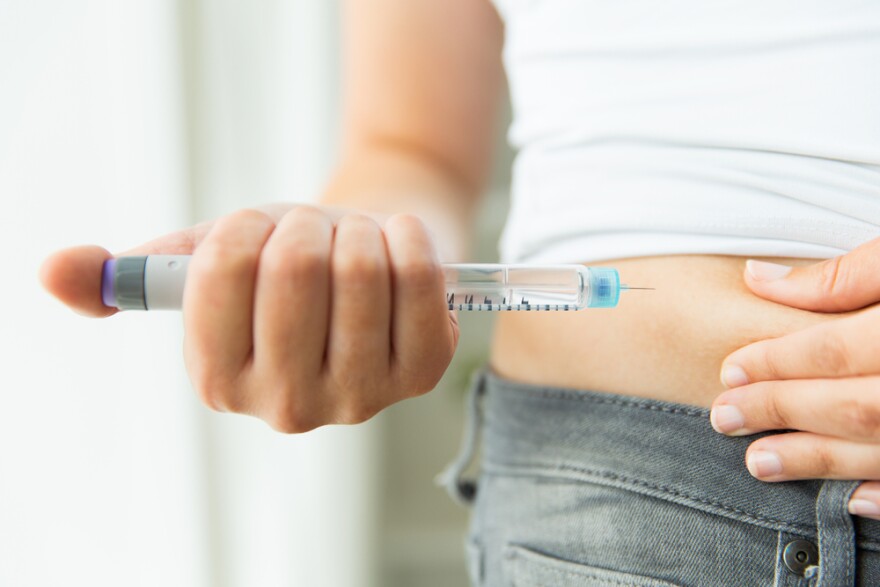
[290,248,328,280]
[338,213,380,234]
[838,395,880,440]
[386,213,427,234]
[191,374,239,413]
[184,349,246,414]
[283,205,333,235]
[760,384,791,429]
[263,245,327,281]
[197,210,274,258]
[333,214,385,285]
[269,414,316,434]
[811,331,853,376]
[325,373,383,424]
[817,257,840,297]
[818,256,850,306]
[337,399,379,426]
[811,443,838,477]
[287,204,329,223]
[399,369,442,397]
[224,208,276,231]
[759,345,787,380]
[396,259,440,293]
[267,412,315,434]
[194,384,224,412]
[194,237,265,280]
[266,392,317,434]
[334,250,385,286]
[192,242,243,277]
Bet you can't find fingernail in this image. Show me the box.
[747,451,783,478]
[710,405,746,434]
[746,260,793,282]
[720,364,749,388]
[848,499,880,517]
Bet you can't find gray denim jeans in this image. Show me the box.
[440,370,880,587]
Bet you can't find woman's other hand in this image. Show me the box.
[40,206,459,433]
[710,236,880,519]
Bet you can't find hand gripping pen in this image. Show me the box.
[101,255,651,312]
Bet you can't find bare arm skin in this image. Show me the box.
[325,0,504,259]
[40,0,505,431]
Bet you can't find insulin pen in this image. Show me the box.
[101,255,652,312]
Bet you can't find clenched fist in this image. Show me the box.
[41,205,460,433]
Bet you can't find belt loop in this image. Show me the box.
[814,480,861,587]
[436,368,488,506]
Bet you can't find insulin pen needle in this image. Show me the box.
[620,285,655,290]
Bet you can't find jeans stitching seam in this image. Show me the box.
[527,566,656,587]
[485,460,815,534]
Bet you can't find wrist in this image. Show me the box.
[319,145,478,261]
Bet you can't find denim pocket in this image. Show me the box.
[503,544,682,587]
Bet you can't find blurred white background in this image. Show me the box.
[0,1,508,585]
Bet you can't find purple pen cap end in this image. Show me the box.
[101,258,117,308]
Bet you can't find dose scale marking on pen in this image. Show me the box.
[101,255,653,312]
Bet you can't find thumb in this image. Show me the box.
[40,245,117,318]
[744,237,880,312]
[38,203,362,317]
[39,221,213,318]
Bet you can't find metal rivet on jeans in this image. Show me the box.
[457,481,477,502]
[783,539,819,575]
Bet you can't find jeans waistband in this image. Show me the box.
[442,369,880,549]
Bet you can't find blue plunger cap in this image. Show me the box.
[586,267,620,308]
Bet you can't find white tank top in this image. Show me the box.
[494,0,880,263]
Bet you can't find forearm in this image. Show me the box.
[322,0,502,262]
[319,143,479,262]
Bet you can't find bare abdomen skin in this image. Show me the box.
[490,255,846,408]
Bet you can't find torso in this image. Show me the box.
[490,254,844,408]
[489,2,880,402]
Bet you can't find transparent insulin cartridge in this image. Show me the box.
[101,255,649,312]
[442,264,626,311]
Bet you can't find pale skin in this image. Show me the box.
[38,0,880,520]
[711,237,880,520]
[39,0,505,431]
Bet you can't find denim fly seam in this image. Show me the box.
[814,480,861,586]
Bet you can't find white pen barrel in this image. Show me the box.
[144,255,190,310]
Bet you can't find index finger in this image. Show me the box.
[720,308,880,387]
[384,214,458,394]
[745,236,880,313]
